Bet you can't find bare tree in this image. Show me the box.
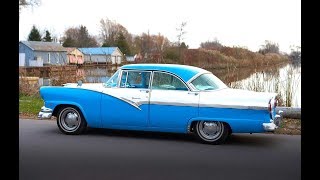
[200,38,223,50]
[176,21,187,46]
[289,45,301,63]
[258,40,280,54]
[176,21,187,63]
[152,33,170,63]
[19,0,41,16]
[100,18,131,47]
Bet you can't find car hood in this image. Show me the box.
[199,88,277,109]
[63,83,105,92]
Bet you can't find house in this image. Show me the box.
[125,55,135,62]
[66,47,84,65]
[78,47,123,65]
[134,53,143,62]
[19,41,67,67]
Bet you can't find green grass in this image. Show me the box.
[19,95,43,116]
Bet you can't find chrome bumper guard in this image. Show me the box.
[38,106,53,119]
[263,110,283,131]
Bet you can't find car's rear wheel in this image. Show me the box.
[57,106,87,135]
[195,121,229,145]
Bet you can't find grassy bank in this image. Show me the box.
[19,95,43,117]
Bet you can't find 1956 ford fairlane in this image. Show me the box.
[38,64,283,144]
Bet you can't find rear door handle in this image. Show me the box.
[188,92,199,96]
[140,89,149,93]
[132,97,141,100]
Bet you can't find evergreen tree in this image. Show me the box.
[115,32,131,55]
[102,41,112,47]
[62,37,76,47]
[28,25,41,41]
[62,25,98,47]
[43,30,53,42]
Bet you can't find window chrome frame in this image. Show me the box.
[150,71,192,91]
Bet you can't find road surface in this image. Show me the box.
[19,119,301,180]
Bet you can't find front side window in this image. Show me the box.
[191,73,228,91]
[104,70,120,87]
[120,70,151,89]
[152,72,188,91]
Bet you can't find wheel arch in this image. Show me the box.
[187,118,232,134]
[52,103,86,120]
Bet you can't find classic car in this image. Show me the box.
[38,63,283,145]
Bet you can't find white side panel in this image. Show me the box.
[199,88,277,109]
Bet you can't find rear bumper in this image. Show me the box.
[38,106,53,119]
[263,110,283,131]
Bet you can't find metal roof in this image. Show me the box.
[120,64,209,82]
[78,47,117,55]
[20,41,67,52]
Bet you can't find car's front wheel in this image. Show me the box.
[57,106,87,135]
[195,121,229,145]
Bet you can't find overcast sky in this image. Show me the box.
[19,0,301,53]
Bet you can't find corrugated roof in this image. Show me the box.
[20,41,67,52]
[78,47,117,55]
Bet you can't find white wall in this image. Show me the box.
[19,53,25,66]
[29,58,43,67]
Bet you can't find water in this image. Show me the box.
[229,63,301,107]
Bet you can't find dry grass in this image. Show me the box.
[274,118,301,135]
[19,68,40,97]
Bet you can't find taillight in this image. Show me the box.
[268,99,272,112]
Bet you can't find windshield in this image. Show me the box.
[104,70,120,88]
[191,73,228,91]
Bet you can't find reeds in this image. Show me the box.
[229,64,301,107]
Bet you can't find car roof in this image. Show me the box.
[120,64,209,82]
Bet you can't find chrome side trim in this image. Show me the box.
[151,101,199,107]
[38,106,53,119]
[199,104,268,110]
[187,72,204,84]
[119,97,143,111]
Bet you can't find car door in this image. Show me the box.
[101,70,151,128]
[149,71,199,132]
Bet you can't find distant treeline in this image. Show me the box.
[26,19,299,67]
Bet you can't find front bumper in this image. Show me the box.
[263,110,283,131]
[38,106,53,119]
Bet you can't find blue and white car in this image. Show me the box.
[38,64,282,145]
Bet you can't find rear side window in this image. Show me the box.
[152,72,188,91]
[120,70,151,89]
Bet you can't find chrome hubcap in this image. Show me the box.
[198,121,223,140]
[65,113,78,127]
[60,108,81,132]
